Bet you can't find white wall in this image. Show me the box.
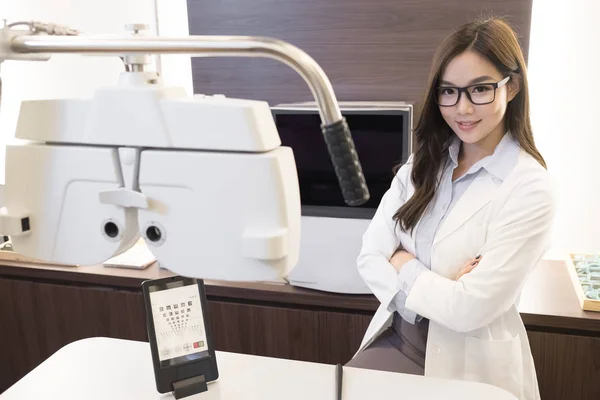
[154,0,193,97]
[0,0,193,183]
[528,0,600,256]
[0,0,156,134]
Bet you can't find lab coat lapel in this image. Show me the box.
[433,170,498,246]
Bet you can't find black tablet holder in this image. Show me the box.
[172,374,208,399]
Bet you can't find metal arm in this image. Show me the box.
[11,34,341,123]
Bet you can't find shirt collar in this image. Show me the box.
[448,131,520,182]
[448,136,461,166]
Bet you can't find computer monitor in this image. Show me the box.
[272,102,413,219]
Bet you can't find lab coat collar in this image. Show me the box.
[432,170,497,246]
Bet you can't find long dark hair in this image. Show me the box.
[394,17,546,233]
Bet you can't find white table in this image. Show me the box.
[1,337,517,400]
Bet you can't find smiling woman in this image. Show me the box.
[395,17,546,233]
[348,17,554,400]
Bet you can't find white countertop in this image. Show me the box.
[1,337,517,400]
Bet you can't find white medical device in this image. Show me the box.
[0,21,369,282]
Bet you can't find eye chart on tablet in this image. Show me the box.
[149,284,209,362]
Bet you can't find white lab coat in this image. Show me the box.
[354,149,555,400]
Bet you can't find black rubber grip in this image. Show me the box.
[321,118,370,206]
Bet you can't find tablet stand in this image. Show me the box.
[172,374,208,399]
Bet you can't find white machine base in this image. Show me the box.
[287,216,372,294]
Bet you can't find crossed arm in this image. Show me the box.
[358,165,554,333]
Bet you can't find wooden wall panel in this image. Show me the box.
[0,278,148,393]
[0,279,40,393]
[318,311,372,365]
[206,301,319,362]
[528,331,600,400]
[187,0,533,106]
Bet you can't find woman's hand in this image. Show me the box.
[389,249,416,272]
[455,255,482,280]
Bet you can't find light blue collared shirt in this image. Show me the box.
[392,132,521,324]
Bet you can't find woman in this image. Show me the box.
[346,17,554,400]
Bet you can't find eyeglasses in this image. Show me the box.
[435,76,511,107]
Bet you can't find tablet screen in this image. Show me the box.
[148,280,210,367]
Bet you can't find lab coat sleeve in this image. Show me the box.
[393,258,429,323]
[356,159,411,313]
[404,174,555,333]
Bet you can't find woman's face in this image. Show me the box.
[438,50,518,146]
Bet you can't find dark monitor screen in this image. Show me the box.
[274,112,408,212]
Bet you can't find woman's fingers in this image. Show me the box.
[463,257,480,271]
[456,256,482,280]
